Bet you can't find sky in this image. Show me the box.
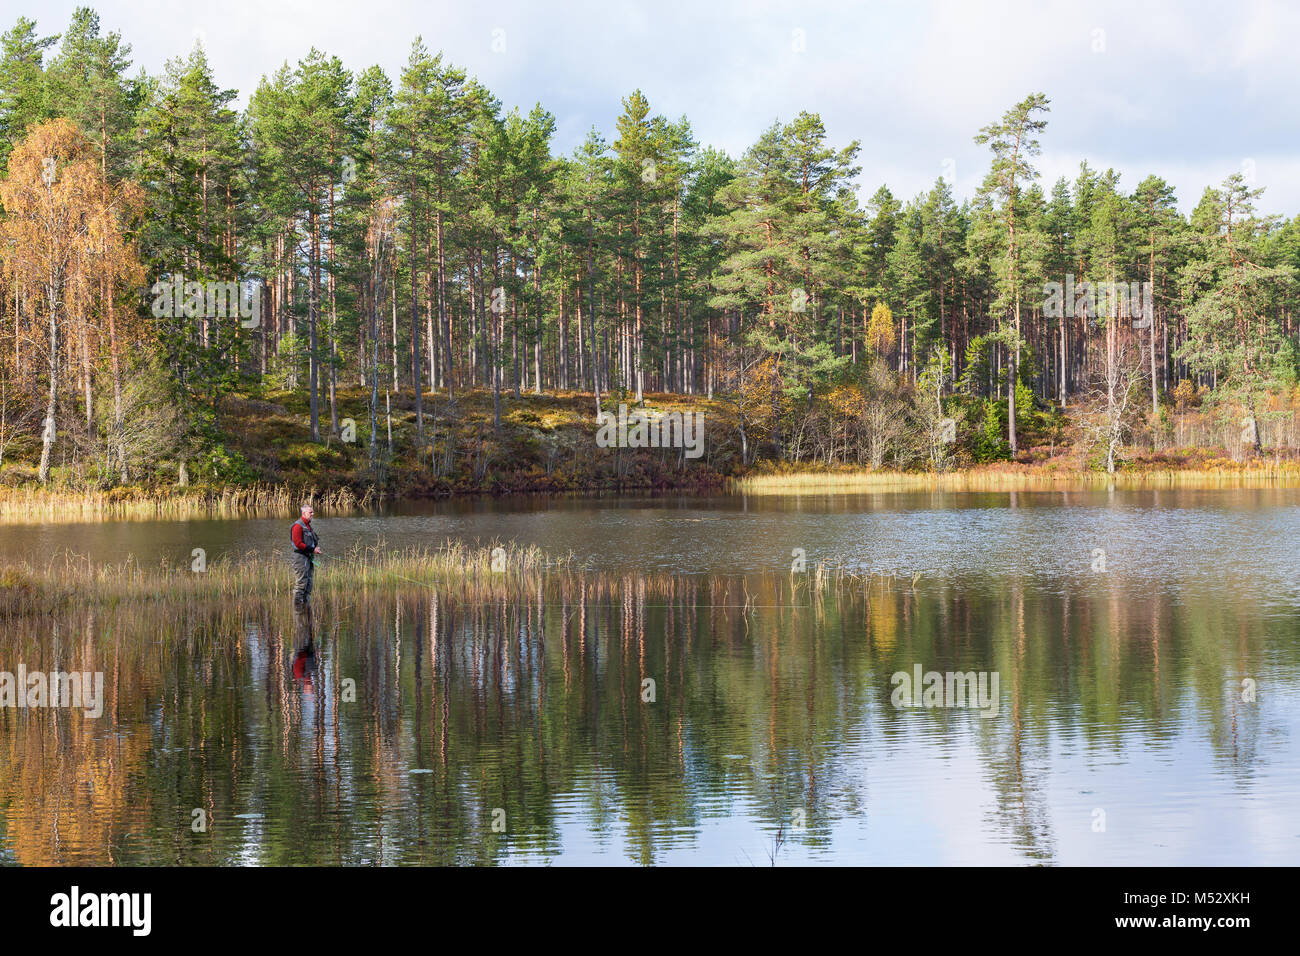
[7,0,1300,215]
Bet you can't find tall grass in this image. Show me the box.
[0,539,567,617]
[0,484,378,523]
[0,536,905,620]
[733,464,1300,494]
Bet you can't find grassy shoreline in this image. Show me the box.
[6,386,1300,519]
[0,483,377,522]
[731,461,1300,494]
[2,460,1299,523]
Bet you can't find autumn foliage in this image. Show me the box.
[0,118,145,482]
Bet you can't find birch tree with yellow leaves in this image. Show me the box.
[0,117,143,482]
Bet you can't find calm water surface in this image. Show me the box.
[1,488,1297,865]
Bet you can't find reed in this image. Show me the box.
[0,484,379,523]
[0,535,912,621]
[0,539,569,617]
[732,464,1300,494]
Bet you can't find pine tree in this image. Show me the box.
[1132,174,1181,415]
[0,16,56,169]
[1179,174,1295,451]
[974,91,1050,454]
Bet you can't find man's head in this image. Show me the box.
[300,504,314,523]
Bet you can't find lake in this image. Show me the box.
[1,487,1298,864]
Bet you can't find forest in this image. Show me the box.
[1,7,1298,496]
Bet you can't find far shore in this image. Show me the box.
[1,458,1298,523]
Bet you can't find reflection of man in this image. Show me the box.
[289,504,322,607]
[292,603,316,691]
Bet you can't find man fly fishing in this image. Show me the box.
[290,503,322,606]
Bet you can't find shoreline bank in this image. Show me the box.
[2,460,1300,523]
